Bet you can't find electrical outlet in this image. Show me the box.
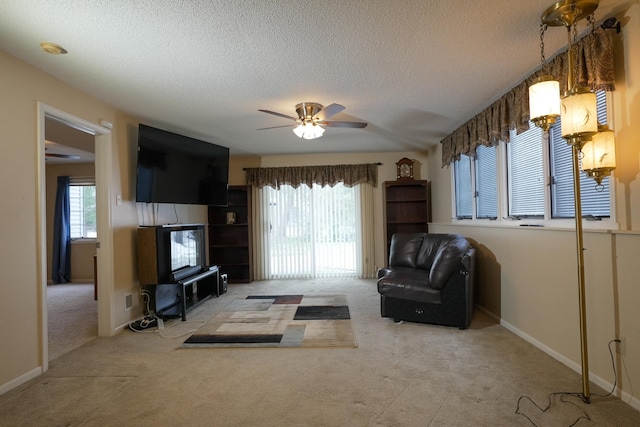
[124,293,133,311]
[616,337,626,356]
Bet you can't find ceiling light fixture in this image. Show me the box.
[292,102,326,140]
[40,42,67,55]
[293,122,325,140]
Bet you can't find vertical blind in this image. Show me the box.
[262,183,357,279]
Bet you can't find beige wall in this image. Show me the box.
[0,50,206,392]
[46,162,97,282]
[426,3,640,408]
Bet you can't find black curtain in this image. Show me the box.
[52,176,71,284]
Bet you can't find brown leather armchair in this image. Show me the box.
[377,233,475,329]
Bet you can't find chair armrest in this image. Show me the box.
[377,267,392,279]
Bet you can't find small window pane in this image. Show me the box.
[508,126,545,217]
[454,155,473,219]
[69,185,97,238]
[476,145,498,219]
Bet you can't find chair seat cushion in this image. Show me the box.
[377,268,442,304]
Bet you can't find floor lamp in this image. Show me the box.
[529,0,617,404]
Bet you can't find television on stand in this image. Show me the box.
[137,224,220,320]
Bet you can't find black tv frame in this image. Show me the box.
[135,124,229,206]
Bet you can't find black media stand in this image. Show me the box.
[143,265,220,321]
[137,224,222,321]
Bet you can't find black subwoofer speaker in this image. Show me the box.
[219,273,228,295]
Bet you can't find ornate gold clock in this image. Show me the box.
[396,157,414,180]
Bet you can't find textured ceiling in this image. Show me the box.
[0,0,629,156]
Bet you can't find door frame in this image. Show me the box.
[36,103,114,372]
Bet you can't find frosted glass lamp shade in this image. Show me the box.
[561,87,598,144]
[582,125,616,184]
[529,76,561,120]
[293,122,325,139]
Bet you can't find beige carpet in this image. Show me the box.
[2,278,639,426]
[182,294,356,348]
[47,283,98,360]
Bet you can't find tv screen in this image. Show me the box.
[135,124,229,206]
[169,228,203,272]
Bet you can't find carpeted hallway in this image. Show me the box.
[47,283,98,361]
[2,279,639,426]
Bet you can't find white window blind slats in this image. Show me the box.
[454,155,473,219]
[508,126,545,217]
[476,145,498,219]
[69,184,97,239]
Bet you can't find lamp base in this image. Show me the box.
[563,134,594,149]
[531,115,559,132]
[579,393,591,404]
[583,167,614,185]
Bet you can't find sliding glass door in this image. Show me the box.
[262,183,357,279]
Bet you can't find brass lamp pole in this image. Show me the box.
[539,0,600,403]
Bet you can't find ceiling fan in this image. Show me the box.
[258,102,367,139]
[44,152,80,160]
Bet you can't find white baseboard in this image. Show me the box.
[500,319,640,411]
[0,366,42,396]
[475,304,500,323]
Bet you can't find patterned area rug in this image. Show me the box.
[181,294,356,348]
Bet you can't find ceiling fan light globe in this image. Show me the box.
[293,124,305,138]
[293,122,324,139]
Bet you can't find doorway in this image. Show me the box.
[37,103,113,371]
[44,116,98,359]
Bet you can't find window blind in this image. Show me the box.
[454,155,473,219]
[508,126,545,217]
[476,145,498,219]
[551,90,610,218]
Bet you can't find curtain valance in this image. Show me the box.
[245,163,379,189]
[441,27,615,167]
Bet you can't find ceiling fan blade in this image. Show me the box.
[45,153,81,159]
[258,109,298,121]
[314,103,345,121]
[320,121,368,128]
[257,124,295,130]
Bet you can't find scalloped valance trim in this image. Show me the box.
[441,27,615,167]
[245,163,379,189]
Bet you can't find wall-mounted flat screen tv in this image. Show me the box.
[135,124,229,206]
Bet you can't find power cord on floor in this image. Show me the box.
[127,289,207,337]
[157,319,207,339]
[127,290,158,332]
[128,314,159,332]
[128,313,206,338]
[515,339,621,426]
